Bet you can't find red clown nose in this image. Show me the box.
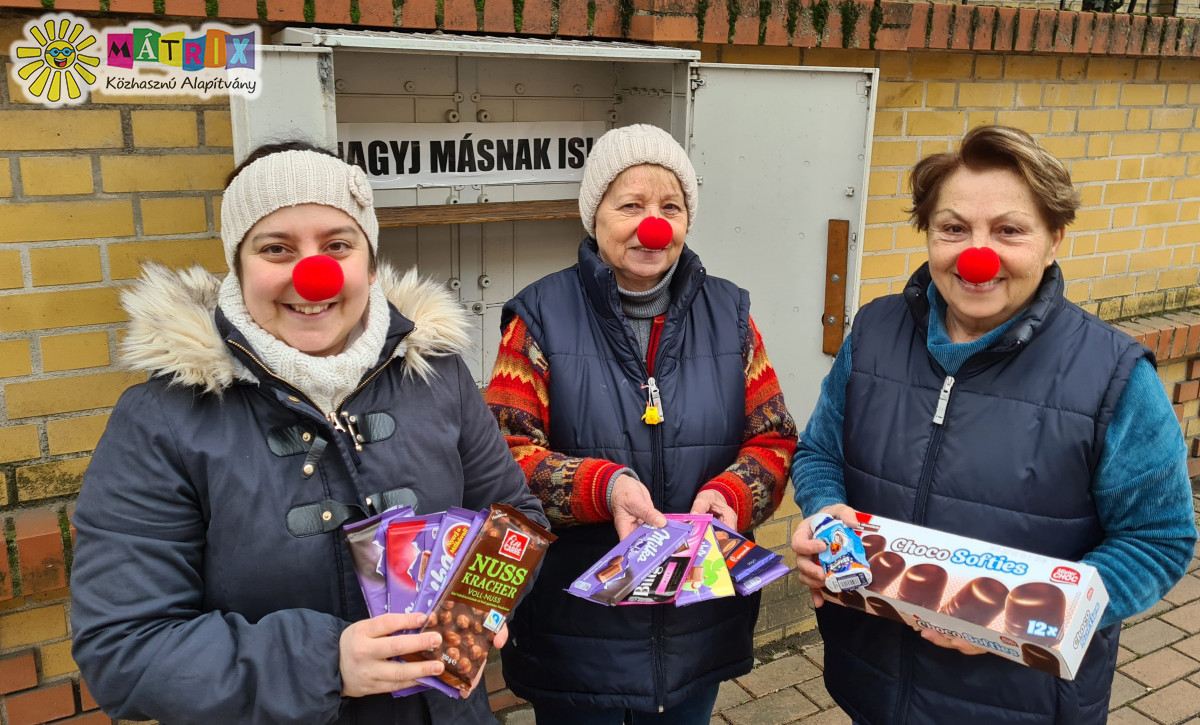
[292,255,344,302]
[956,247,1000,285]
[636,217,673,250]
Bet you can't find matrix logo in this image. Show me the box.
[102,19,261,98]
[7,13,261,107]
[9,15,101,107]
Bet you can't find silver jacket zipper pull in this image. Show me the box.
[932,375,955,425]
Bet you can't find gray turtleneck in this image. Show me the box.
[618,259,679,362]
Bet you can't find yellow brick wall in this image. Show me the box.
[0,16,230,519]
[864,52,1200,321]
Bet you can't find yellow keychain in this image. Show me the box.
[641,377,664,425]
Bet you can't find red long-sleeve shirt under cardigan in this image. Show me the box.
[485,314,799,532]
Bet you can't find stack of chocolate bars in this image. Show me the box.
[567,515,791,607]
[343,503,555,698]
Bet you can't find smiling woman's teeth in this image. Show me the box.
[288,303,331,315]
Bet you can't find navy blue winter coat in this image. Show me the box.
[820,263,1148,724]
[498,241,759,711]
[70,264,546,725]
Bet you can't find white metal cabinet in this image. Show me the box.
[687,63,875,419]
[232,31,875,411]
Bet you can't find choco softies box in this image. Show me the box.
[824,514,1108,679]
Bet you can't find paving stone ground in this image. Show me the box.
[498,484,1200,725]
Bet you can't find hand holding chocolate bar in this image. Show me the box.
[337,612,446,698]
[610,474,669,540]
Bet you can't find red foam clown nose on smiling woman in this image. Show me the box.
[956,247,1001,285]
[636,217,674,250]
[292,254,345,301]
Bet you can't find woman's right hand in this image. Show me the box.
[610,474,668,540]
[339,612,445,697]
[790,504,859,608]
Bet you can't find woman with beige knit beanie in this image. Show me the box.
[70,141,546,725]
[485,124,799,724]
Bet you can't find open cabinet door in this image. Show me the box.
[686,63,876,420]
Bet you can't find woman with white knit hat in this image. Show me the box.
[485,125,798,723]
[70,142,546,725]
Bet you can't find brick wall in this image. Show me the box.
[1,0,1198,720]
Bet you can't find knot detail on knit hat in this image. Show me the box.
[347,166,374,210]
[578,124,698,237]
[220,149,380,272]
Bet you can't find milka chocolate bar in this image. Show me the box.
[384,514,441,615]
[411,508,487,627]
[343,506,414,618]
[413,504,556,696]
[567,520,692,606]
[710,520,778,584]
[620,515,710,605]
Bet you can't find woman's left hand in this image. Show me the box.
[690,489,737,529]
[917,627,988,655]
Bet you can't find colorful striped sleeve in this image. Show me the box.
[699,316,799,531]
[485,315,623,527]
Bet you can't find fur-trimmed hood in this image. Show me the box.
[119,262,472,394]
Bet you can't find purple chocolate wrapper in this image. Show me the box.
[343,506,414,618]
[567,520,693,606]
[710,520,778,584]
[384,515,441,616]
[733,560,790,595]
[619,514,710,606]
[411,508,486,626]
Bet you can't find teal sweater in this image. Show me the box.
[793,284,1197,629]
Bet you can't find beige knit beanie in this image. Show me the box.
[220,149,379,271]
[578,124,698,237]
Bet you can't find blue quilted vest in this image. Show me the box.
[818,263,1151,725]
[499,239,758,711]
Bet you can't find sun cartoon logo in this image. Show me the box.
[9,14,101,107]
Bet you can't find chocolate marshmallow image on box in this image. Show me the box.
[861,534,887,561]
[1021,643,1061,677]
[896,564,948,611]
[1005,582,1067,645]
[941,577,1009,627]
[866,596,907,623]
[827,587,866,610]
[866,552,905,593]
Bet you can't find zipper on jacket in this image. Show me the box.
[226,340,324,413]
[325,343,401,454]
[627,314,669,710]
[912,374,954,524]
[891,628,917,723]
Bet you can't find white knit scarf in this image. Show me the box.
[218,272,392,414]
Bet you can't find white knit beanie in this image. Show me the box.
[578,124,698,237]
[220,149,379,271]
